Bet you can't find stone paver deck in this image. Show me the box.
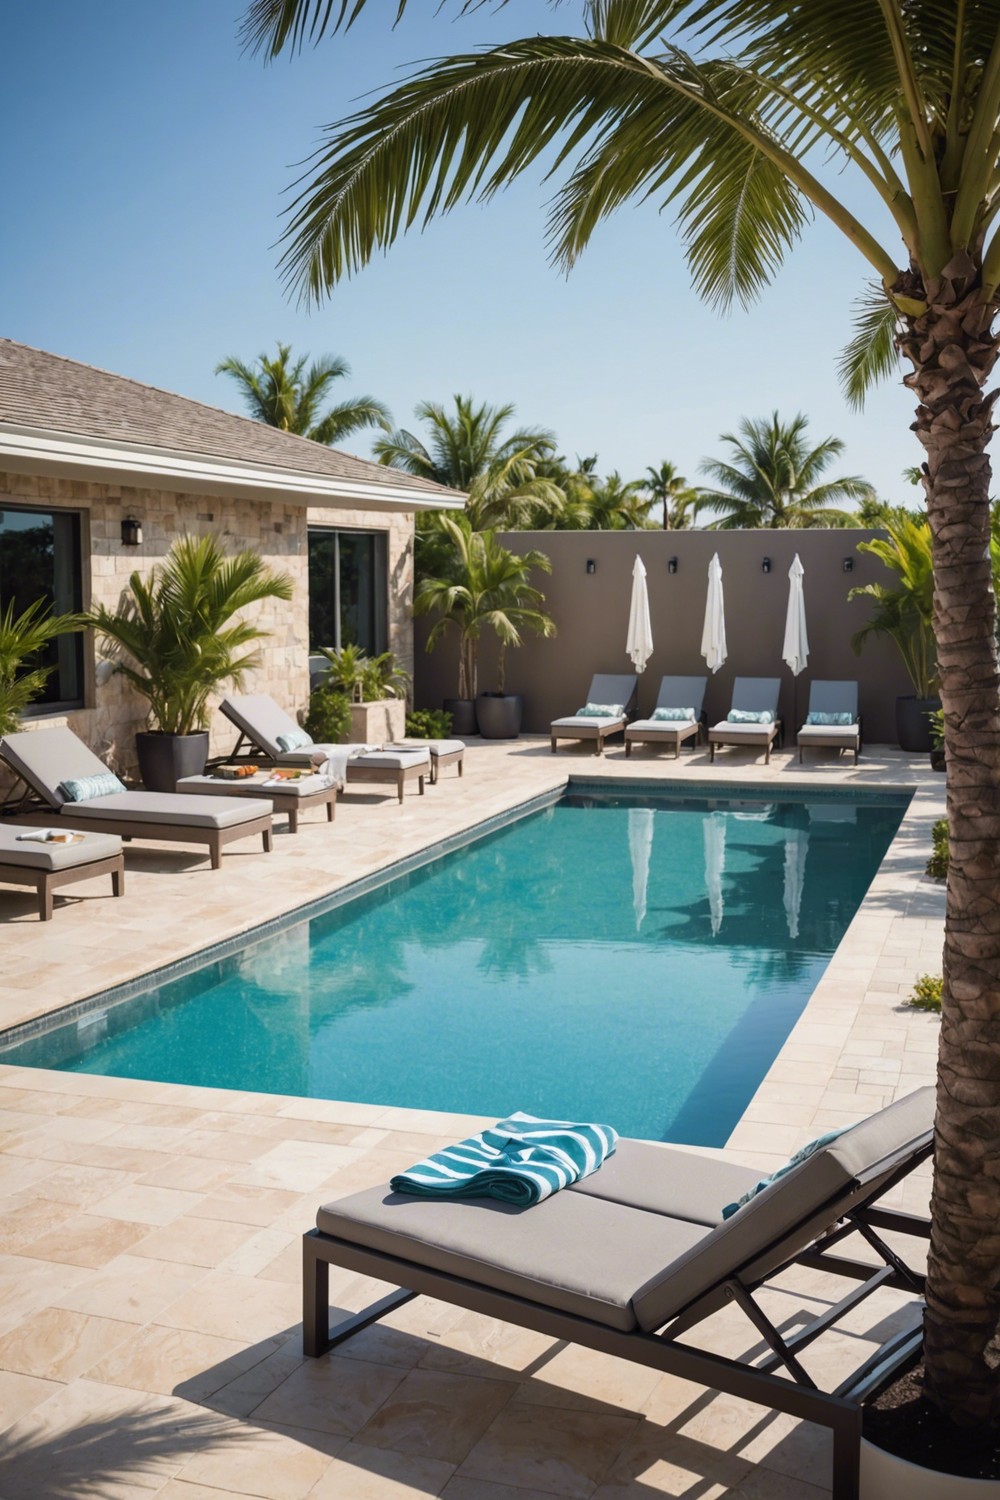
[0,737,946,1498]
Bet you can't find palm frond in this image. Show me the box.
[837,283,902,409]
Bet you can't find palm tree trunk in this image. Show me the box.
[897,254,1000,1426]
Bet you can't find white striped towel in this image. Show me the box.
[389,1112,618,1207]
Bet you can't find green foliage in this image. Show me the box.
[88,534,293,736]
[216,341,391,445]
[642,461,702,530]
[0,600,86,737]
[849,515,937,698]
[405,707,453,739]
[314,644,410,703]
[928,707,945,751]
[699,412,873,528]
[414,514,555,698]
[909,974,943,1013]
[927,818,950,881]
[303,683,351,744]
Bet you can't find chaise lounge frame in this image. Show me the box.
[625,675,709,760]
[550,673,639,755]
[798,681,863,766]
[708,677,783,765]
[302,1104,933,1500]
[0,846,124,920]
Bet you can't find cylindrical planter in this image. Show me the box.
[861,1436,1000,1497]
[475,693,523,740]
[896,696,941,753]
[136,730,210,792]
[443,698,478,736]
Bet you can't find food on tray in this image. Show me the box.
[213,764,259,779]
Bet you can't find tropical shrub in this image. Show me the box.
[927,818,950,882]
[849,516,937,699]
[313,644,410,703]
[303,683,351,744]
[405,707,453,739]
[88,534,293,735]
[0,600,86,737]
[910,974,944,1013]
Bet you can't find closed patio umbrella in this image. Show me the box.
[782,554,809,677]
[701,553,727,673]
[626,554,653,673]
[628,805,654,932]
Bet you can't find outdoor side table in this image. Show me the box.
[176,772,336,834]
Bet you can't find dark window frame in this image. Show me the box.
[307,526,388,656]
[0,501,87,717]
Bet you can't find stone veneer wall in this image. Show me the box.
[0,470,413,784]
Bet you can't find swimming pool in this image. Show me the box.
[0,785,908,1145]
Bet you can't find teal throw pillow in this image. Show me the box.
[276,729,314,751]
[805,711,855,726]
[60,772,127,802]
[652,707,696,722]
[576,703,625,718]
[727,709,774,724]
[722,1126,849,1220]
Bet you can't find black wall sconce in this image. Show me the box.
[843,556,855,573]
[120,516,143,547]
[585,558,596,574]
[667,556,678,574]
[761,556,772,574]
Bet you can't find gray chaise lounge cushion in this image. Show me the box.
[568,1141,759,1226]
[220,694,296,761]
[552,674,638,730]
[0,825,122,870]
[350,749,430,771]
[317,1185,710,1332]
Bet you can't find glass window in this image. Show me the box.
[0,505,84,711]
[308,528,387,655]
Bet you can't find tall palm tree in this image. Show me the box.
[643,460,701,529]
[216,342,391,445]
[698,413,873,529]
[375,395,564,531]
[586,470,657,529]
[244,0,1000,1424]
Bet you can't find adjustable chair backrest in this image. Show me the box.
[654,677,708,716]
[0,727,110,808]
[219,694,301,759]
[588,675,639,713]
[729,677,781,717]
[632,1086,934,1331]
[808,680,859,721]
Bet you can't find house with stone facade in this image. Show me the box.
[0,340,462,776]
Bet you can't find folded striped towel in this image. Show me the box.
[390,1112,618,1208]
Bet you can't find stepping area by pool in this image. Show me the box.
[0,737,946,1499]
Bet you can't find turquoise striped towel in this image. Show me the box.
[390,1112,618,1207]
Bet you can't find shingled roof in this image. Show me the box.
[0,340,463,505]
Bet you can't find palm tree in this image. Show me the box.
[414,513,555,698]
[244,0,1000,1425]
[643,460,701,530]
[375,395,564,531]
[215,342,391,445]
[0,600,85,736]
[698,414,873,529]
[586,470,657,529]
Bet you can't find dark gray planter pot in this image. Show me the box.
[443,698,478,736]
[476,693,523,739]
[895,696,940,753]
[136,730,210,792]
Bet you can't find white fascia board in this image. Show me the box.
[0,424,466,512]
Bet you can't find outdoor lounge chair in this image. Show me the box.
[550,674,638,754]
[625,675,708,759]
[708,677,782,764]
[303,1087,934,1500]
[0,823,124,920]
[0,728,273,869]
[798,681,862,765]
[219,694,443,803]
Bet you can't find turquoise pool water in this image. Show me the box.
[1,786,907,1145]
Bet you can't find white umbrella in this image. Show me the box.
[782,553,809,677]
[783,827,810,941]
[628,806,655,932]
[701,553,727,673]
[704,812,727,936]
[626,554,653,673]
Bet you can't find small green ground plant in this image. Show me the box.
[910,974,944,1012]
[927,818,949,881]
[405,707,453,739]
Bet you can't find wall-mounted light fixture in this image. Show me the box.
[585,558,596,574]
[667,556,678,574]
[121,516,143,547]
[761,556,772,574]
[843,556,855,573]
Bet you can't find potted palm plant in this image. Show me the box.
[88,534,293,791]
[849,516,939,752]
[0,599,86,736]
[414,514,555,738]
[310,643,410,743]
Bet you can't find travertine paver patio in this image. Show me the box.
[0,737,945,1498]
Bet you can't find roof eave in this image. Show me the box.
[0,424,467,512]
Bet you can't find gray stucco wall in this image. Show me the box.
[414,529,916,744]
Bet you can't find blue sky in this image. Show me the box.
[2,1,920,502]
